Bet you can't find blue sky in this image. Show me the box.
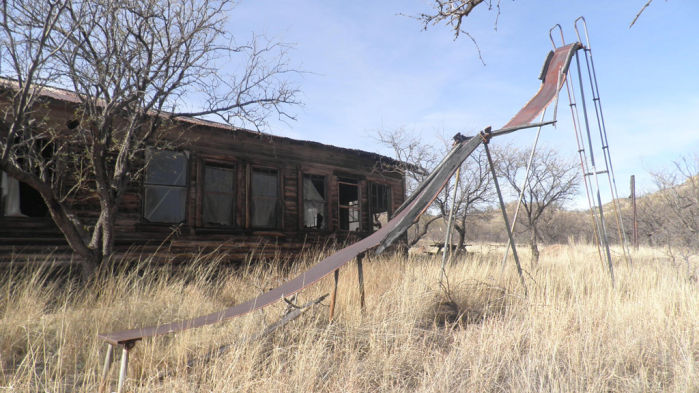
[227,0,698,203]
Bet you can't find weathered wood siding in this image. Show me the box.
[0,95,406,264]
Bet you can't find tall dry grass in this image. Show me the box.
[1,243,697,392]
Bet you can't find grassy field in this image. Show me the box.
[1,243,698,392]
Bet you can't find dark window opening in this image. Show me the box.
[0,172,48,217]
[370,183,391,230]
[143,150,187,223]
[251,168,279,229]
[203,165,236,226]
[1,138,53,218]
[303,174,326,230]
[338,177,360,231]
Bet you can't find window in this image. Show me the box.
[203,165,236,226]
[1,171,23,216]
[370,183,391,230]
[338,177,360,231]
[143,150,187,223]
[251,168,279,228]
[1,139,51,217]
[303,174,326,229]
[1,171,48,217]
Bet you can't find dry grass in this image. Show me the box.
[1,243,698,392]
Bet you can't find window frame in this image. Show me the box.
[142,149,188,224]
[201,162,237,228]
[369,182,391,230]
[249,166,281,230]
[302,173,327,231]
[337,176,361,231]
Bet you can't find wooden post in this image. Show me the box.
[328,269,339,321]
[631,174,638,250]
[98,344,114,393]
[356,253,365,313]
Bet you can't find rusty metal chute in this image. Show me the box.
[99,45,577,345]
[98,39,584,393]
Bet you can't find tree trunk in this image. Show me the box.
[101,204,117,258]
[530,227,540,268]
[455,225,467,253]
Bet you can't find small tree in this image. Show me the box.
[649,154,699,271]
[432,145,492,250]
[0,0,297,278]
[375,128,438,248]
[376,128,493,250]
[495,146,579,266]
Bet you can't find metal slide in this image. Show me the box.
[99,42,580,347]
[97,43,581,393]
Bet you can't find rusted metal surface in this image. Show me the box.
[503,42,580,129]
[98,41,576,346]
[99,192,425,345]
[100,131,478,345]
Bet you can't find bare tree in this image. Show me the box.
[376,128,493,250]
[417,0,501,39]
[630,0,658,27]
[649,154,699,270]
[433,145,493,250]
[417,0,661,39]
[494,146,579,266]
[375,128,438,248]
[0,0,298,278]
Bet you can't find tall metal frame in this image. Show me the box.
[550,18,632,287]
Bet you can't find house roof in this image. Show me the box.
[0,77,408,169]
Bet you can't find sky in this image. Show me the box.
[226,0,699,206]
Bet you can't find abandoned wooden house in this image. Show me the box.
[0,82,406,264]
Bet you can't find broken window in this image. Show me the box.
[370,183,391,230]
[143,150,187,223]
[1,171,49,218]
[1,171,22,216]
[203,165,236,226]
[251,168,279,228]
[338,177,360,231]
[303,174,326,229]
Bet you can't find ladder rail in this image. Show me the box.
[551,29,605,260]
[574,48,616,286]
[575,16,633,264]
[563,62,604,263]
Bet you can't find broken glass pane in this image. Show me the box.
[339,182,358,205]
[338,180,360,231]
[303,175,326,229]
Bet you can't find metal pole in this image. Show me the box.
[501,109,547,273]
[98,344,114,393]
[440,166,461,286]
[483,137,527,296]
[574,51,615,288]
[117,344,130,393]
